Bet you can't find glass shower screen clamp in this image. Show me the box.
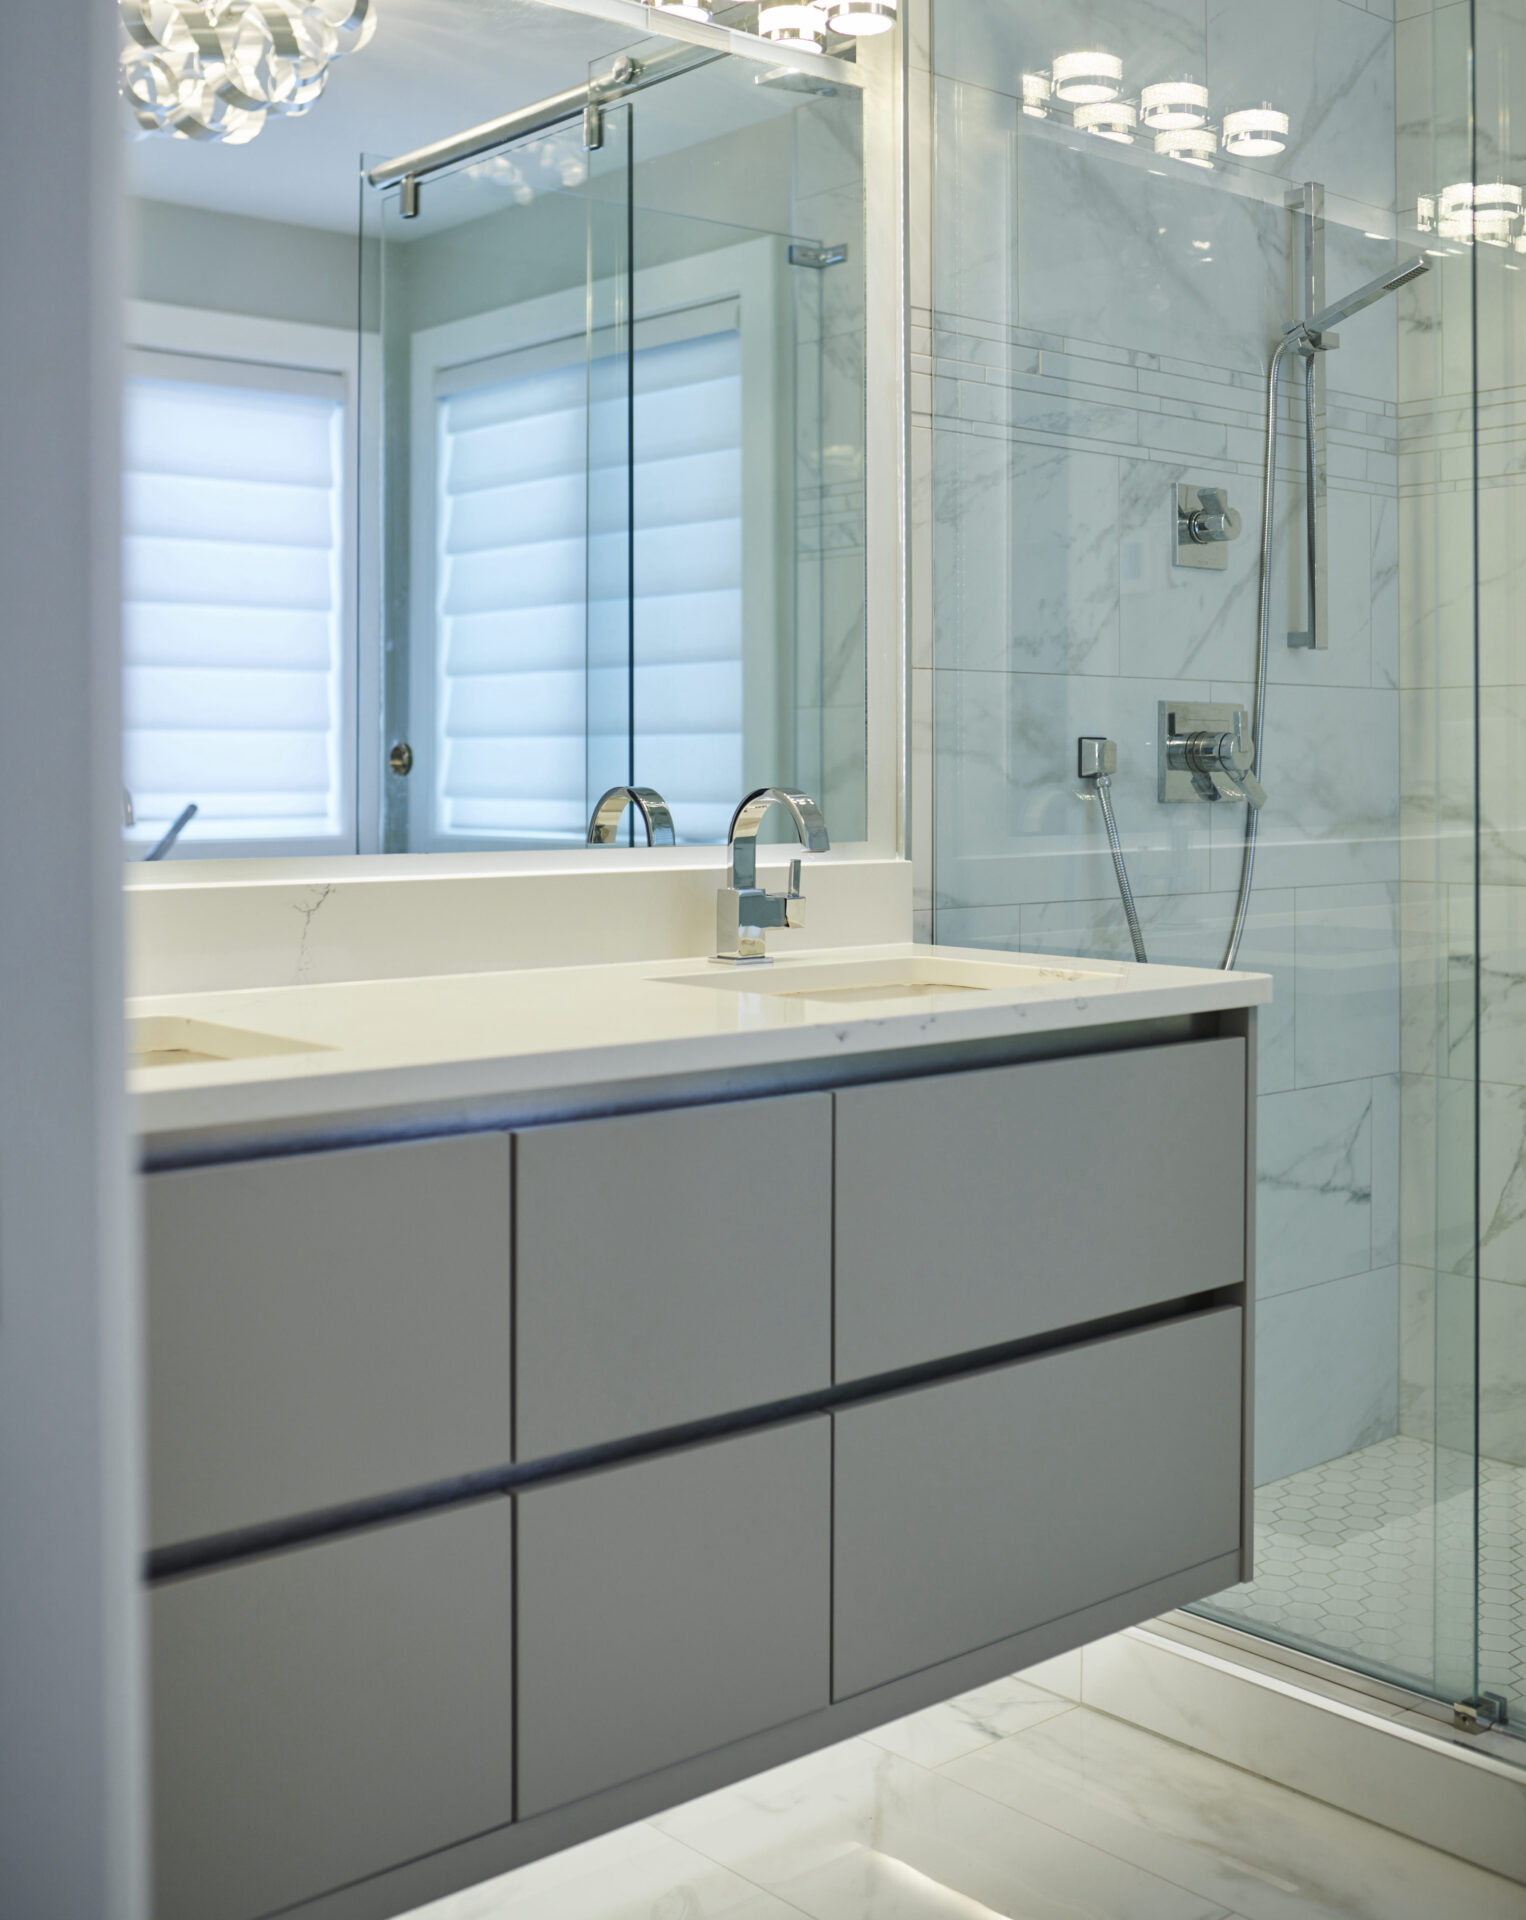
[1175,484,1242,570]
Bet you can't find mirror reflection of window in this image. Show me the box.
[123,359,352,857]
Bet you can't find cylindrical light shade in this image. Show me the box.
[1140,81,1209,130]
[1439,180,1522,244]
[1021,71,1051,118]
[1221,104,1289,156]
[1051,50,1123,104]
[1155,127,1216,168]
[1073,99,1136,143]
[758,1,827,44]
[827,0,896,33]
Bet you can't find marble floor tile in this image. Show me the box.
[398,1611,1526,1920]
[859,1673,1074,1769]
[652,1735,1228,1920]
[399,1821,805,1920]
[943,1704,1525,1920]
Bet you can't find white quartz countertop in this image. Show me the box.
[130,943,1272,1154]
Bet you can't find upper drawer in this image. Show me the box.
[515,1092,832,1458]
[146,1134,513,1547]
[834,1038,1245,1380]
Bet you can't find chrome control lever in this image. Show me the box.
[1159,702,1266,810]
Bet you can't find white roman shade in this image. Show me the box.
[122,356,349,852]
[432,317,744,846]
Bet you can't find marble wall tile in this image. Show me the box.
[1118,457,1264,684]
[1478,1074,1526,1286]
[1257,1079,1375,1294]
[1480,1274,1526,1467]
[932,667,1216,907]
[1255,1267,1400,1481]
[932,0,1207,98]
[1205,680,1400,893]
[1397,1263,1480,1454]
[1397,881,1448,1078]
[933,428,1120,674]
[932,76,1014,326]
[1396,1066,1475,1277]
[1015,138,1289,371]
[1471,884,1526,1087]
[1207,0,1396,212]
[1372,1070,1401,1267]
[1293,881,1401,1085]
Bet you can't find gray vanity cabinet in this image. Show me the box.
[515,1419,831,1817]
[151,1502,514,1920]
[145,1133,513,1546]
[514,1093,832,1455]
[833,1038,1246,1380]
[831,1307,1244,1699]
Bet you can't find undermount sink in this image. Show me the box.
[129,1015,331,1070]
[662,955,1126,1004]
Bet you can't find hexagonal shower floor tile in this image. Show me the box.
[1209,1436,1526,1715]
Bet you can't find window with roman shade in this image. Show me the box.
[430,309,746,848]
[122,350,352,856]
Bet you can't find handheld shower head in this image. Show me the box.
[1290,254,1430,345]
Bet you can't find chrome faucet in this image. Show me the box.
[586,785,677,847]
[715,787,830,964]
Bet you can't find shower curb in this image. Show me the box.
[1028,1616,1526,1885]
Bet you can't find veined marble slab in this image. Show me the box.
[129,940,1269,1152]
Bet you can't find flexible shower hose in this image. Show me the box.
[1094,771,1148,964]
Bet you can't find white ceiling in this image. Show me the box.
[125,0,822,232]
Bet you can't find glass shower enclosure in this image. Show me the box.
[926,0,1523,1731]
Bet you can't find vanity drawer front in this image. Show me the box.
[832,1307,1243,1699]
[516,1418,831,1817]
[514,1093,832,1457]
[834,1038,1244,1380]
[152,1502,514,1920]
[146,1133,513,1547]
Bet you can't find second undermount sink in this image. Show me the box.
[662,955,1126,1004]
[129,1015,332,1070]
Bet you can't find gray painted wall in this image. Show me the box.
[0,7,145,1918]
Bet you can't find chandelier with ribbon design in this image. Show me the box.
[119,1,377,146]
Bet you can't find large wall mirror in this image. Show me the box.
[121,0,870,861]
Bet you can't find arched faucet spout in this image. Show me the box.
[716,787,831,965]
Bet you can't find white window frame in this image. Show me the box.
[408,236,792,853]
[123,299,380,859]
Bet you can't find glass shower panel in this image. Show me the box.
[1462,0,1526,1736]
[368,121,631,851]
[926,0,1483,1704]
[608,46,868,845]
[585,99,637,821]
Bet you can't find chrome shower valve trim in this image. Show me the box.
[1159,702,1266,809]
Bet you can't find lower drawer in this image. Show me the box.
[516,1419,831,1817]
[152,1504,514,1920]
[831,1307,1244,1699]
